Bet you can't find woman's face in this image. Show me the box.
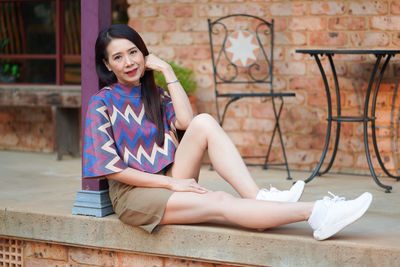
[104,38,145,86]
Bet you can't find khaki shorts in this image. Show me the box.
[108,166,174,233]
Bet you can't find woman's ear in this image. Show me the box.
[103,59,112,72]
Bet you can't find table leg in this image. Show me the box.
[365,55,397,192]
[318,55,343,175]
[305,54,335,183]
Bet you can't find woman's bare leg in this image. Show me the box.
[170,114,259,199]
[160,191,314,229]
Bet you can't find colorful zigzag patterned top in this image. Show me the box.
[82,83,177,178]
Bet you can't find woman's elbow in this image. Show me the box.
[176,116,193,130]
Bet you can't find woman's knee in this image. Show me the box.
[187,113,219,134]
[208,191,235,204]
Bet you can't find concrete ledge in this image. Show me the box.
[0,85,81,107]
[1,151,400,266]
[1,208,399,266]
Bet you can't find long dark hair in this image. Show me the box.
[95,24,165,146]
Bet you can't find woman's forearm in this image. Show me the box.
[107,167,171,189]
[162,65,194,130]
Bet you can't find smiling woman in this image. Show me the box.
[103,39,144,86]
[81,24,373,241]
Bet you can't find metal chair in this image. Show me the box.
[208,14,295,179]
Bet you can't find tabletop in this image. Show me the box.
[295,49,400,55]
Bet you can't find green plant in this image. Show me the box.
[154,61,197,95]
[0,38,20,82]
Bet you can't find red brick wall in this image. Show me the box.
[2,239,234,267]
[0,107,54,152]
[128,0,400,174]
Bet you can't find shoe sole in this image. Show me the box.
[288,180,305,202]
[314,192,373,241]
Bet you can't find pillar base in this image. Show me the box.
[72,189,114,217]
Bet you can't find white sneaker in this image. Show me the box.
[308,192,373,241]
[256,180,305,202]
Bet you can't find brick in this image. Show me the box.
[286,150,315,165]
[223,117,242,130]
[198,4,229,17]
[141,32,160,46]
[128,19,142,32]
[375,109,392,122]
[177,47,210,60]
[164,258,214,267]
[161,5,194,17]
[289,77,323,91]
[192,32,210,45]
[275,32,307,45]
[227,131,257,146]
[350,32,389,47]
[225,102,249,118]
[163,32,194,45]
[69,247,113,266]
[145,19,176,32]
[196,88,215,102]
[394,62,400,76]
[391,1,400,14]
[127,5,158,17]
[349,1,388,15]
[328,17,367,31]
[145,0,173,3]
[114,252,163,267]
[274,61,306,75]
[24,258,68,267]
[295,135,325,150]
[271,18,287,32]
[310,1,345,15]
[25,242,67,261]
[309,32,347,46]
[338,138,364,152]
[195,60,213,74]
[288,17,326,31]
[272,77,287,91]
[343,92,364,108]
[370,16,400,31]
[270,2,307,16]
[229,3,267,17]
[195,74,213,89]
[251,102,278,119]
[309,59,347,76]
[148,46,175,60]
[243,118,275,132]
[348,62,375,78]
[335,152,355,167]
[181,19,208,32]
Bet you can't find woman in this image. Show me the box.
[83,24,372,241]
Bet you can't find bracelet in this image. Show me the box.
[166,79,179,85]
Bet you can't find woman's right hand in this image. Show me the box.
[167,177,210,194]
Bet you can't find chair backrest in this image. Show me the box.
[208,14,274,94]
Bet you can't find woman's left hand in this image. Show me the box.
[145,54,170,73]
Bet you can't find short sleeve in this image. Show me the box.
[159,88,176,129]
[82,95,128,178]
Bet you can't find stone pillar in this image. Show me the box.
[72,0,113,217]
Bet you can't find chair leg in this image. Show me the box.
[263,97,292,180]
[219,96,241,126]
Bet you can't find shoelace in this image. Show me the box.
[323,191,346,203]
[269,185,281,193]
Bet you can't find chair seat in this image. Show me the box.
[217,92,296,98]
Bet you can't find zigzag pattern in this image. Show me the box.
[82,84,177,178]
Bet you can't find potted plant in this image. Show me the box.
[0,39,20,83]
[154,61,198,114]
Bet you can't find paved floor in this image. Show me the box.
[1,150,400,265]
